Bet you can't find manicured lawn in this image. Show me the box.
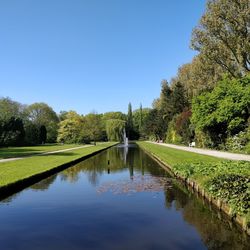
[137,141,250,224]
[0,144,83,159]
[0,142,116,188]
[137,141,220,166]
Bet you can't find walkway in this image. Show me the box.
[149,141,250,162]
[0,145,93,163]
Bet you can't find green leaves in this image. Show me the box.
[173,161,250,216]
[206,174,250,215]
[191,75,250,146]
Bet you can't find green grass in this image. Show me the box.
[0,142,116,188]
[0,144,84,159]
[137,141,220,166]
[137,141,250,224]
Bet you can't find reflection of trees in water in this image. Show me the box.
[58,145,171,186]
[0,192,20,204]
[60,166,80,183]
[163,182,250,250]
[30,175,57,191]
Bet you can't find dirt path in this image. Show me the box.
[149,141,250,162]
[0,145,93,163]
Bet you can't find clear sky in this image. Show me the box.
[0,0,206,114]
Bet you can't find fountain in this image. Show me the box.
[123,128,128,147]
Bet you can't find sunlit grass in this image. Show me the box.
[0,144,85,159]
[0,142,116,188]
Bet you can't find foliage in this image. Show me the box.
[172,160,250,218]
[206,174,250,215]
[225,131,248,153]
[191,0,250,77]
[171,55,224,102]
[165,117,182,144]
[25,102,59,143]
[102,112,126,121]
[192,76,250,147]
[133,107,151,139]
[0,117,25,146]
[106,119,126,142]
[57,111,84,144]
[166,109,193,145]
[39,125,47,144]
[84,113,105,142]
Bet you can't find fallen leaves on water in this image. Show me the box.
[96,175,172,195]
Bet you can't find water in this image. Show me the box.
[0,144,249,250]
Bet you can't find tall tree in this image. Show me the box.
[127,102,134,139]
[191,0,250,77]
[171,81,187,114]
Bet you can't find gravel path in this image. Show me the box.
[0,145,92,163]
[149,141,250,162]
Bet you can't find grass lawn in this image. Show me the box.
[137,141,221,166]
[0,142,116,188]
[137,141,250,224]
[0,144,84,159]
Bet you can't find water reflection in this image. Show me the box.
[0,144,249,250]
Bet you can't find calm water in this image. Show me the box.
[0,144,249,250]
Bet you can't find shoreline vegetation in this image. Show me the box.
[0,142,117,198]
[137,141,250,235]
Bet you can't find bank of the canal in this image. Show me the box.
[137,141,250,235]
[0,142,117,199]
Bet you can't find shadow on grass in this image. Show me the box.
[0,148,44,159]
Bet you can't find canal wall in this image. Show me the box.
[139,144,250,236]
[0,143,118,200]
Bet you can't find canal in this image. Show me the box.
[0,144,249,250]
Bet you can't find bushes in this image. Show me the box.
[192,76,250,149]
[172,161,250,218]
[166,109,193,145]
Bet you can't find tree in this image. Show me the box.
[0,97,24,121]
[84,113,104,142]
[171,55,224,102]
[171,81,187,114]
[126,103,134,139]
[39,125,47,144]
[191,0,250,77]
[133,106,150,138]
[191,75,250,147]
[25,102,59,142]
[142,109,165,140]
[106,119,126,142]
[102,112,126,121]
[57,111,84,144]
[0,117,25,146]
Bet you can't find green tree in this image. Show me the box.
[192,75,250,147]
[26,102,59,142]
[171,81,187,114]
[39,125,47,144]
[106,119,126,142]
[84,113,104,142]
[191,0,250,77]
[126,102,134,139]
[57,111,84,144]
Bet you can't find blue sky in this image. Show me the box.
[0,0,206,114]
